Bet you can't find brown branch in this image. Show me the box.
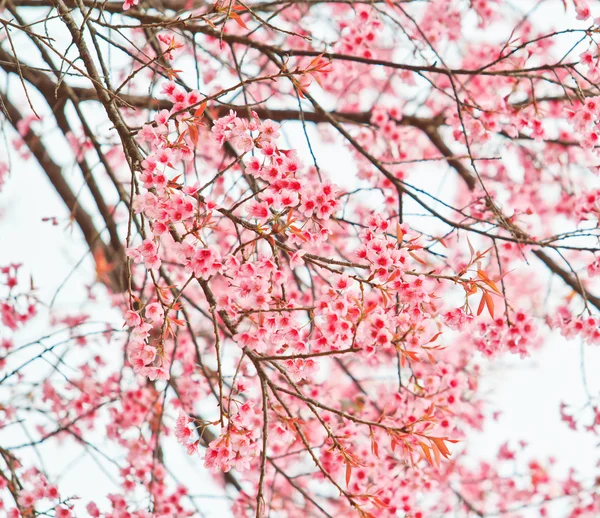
[533,249,600,310]
[0,91,103,259]
[0,38,127,290]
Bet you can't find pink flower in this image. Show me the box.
[185,247,223,279]
[86,502,100,517]
[246,200,270,223]
[176,411,193,445]
[140,345,157,365]
[186,441,199,455]
[18,490,35,508]
[124,310,142,327]
[145,302,164,322]
[576,1,591,20]
[56,507,72,518]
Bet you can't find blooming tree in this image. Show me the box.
[2,0,600,516]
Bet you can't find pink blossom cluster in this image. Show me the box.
[212,109,280,151]
[470,311,538,357]
[0,467,67,518]
[336,6,383,60]
[204,401,261,473]
[566,97,600,152]
[8,0,600,516]
[0,263,36,331]
[548,307,600,345]
[125,308,171,380]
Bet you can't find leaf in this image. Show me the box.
[477,269,502,295]
[371,497,389,510]
[484,292,495,318]
[464,282,478,296]
[430,437,451,458]
[400,348,419,362]
[409,251,427,265]
[165,68,183,80]
[345,462,352,487]
[418,441,434,467]
[476,293,486,316]
[379,286,391,307]
[396,223,404,245]
[170,317,186,327]
[308,53,325,69]
[311,72,325,89]
[229,12,248,29]
[431,440,442,466]
[93,247,114,285]
[473,246,493,264]
[371,437,379,458]
[386,268,401,284]
[425,331,443,345]
[288,226,309,243]
[186,124,198,147]
[194,101,207,119]
[423,404,435,419]
[466,236,475,262]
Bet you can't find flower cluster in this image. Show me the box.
[204,401,261,473]
[0,467,67,518]
[0,263,36,331]
[566,97,600,152]
[125,308,171,381]
[548,307,600,345]
[469,310,538,357]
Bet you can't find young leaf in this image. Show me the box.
[477,294,486,316]
[418,441,434,467]
[194,101,207,119]
[484,292,495,318]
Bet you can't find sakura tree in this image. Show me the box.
[2,0,600,516]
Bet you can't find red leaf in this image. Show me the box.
[425,331,443,345]
[188,123,199,147]
[194,102,207,119]
[372,438,379,458]
[477,269,502,295]
[466,236,475,262]
[396,223,404,245]
[430,437,452,458]
[229,12,248,29]
[477,293,486,316]
[484,292,495,318]
[93,247,115,285]
[409,251,427,265]
[418,441,434,467]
